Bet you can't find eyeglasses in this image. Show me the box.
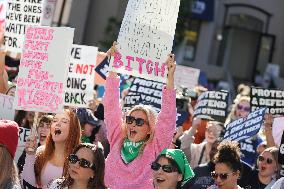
[237,104,250,112]
[258,155,273,164]
[68,154,95,170]
[151,162,178,173]
[126,116,147,126]
[211,171,234,181]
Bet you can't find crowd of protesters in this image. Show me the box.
[1,40,284,189]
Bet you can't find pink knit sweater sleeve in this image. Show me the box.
[103,76,123,147]
[22,154,37,187]
[154,86,176,152]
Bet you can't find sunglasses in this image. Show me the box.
[237,104,250,112]
[151,162,178,173]
[258,155,273,164]
[126,116,147,126]
[211,171,233,181]
[68,154,95,170]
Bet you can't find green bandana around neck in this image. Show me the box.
[121,138,144,164]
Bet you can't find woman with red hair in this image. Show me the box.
[22,109,81,189]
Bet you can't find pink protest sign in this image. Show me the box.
[109,0,180,83]
[14,26,74,113]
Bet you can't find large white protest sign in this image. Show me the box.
[65,44,98,108]
[251,86,284,115]
[174,65,200,89]
[223,108,266,142]
[109,0,180,83]
[14,26,74,113]
[4,0,43,52]
[0,93,15,120]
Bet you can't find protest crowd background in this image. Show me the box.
[1,0,284,189]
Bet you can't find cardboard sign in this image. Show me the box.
[14,126,31,162]
[223,108,266,142]
[193,91,229,122]
[14,26,74,113]
[251,86,284,115]
[0,93,15,120]
[128,77,163,113]
[122,94,141,112]
[109,0,180,83]
[65,44,98,108]
[41,0,56,26]
[272,116,284,146]
[174,65,200,89]
[4,0,43,52]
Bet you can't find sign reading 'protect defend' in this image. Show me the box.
[251,86,284,115]
[109,0,180,83]
[193,91,229,122]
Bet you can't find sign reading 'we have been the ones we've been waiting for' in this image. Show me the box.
[109,0,181,83]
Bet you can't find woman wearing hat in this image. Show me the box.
[0,120,21,189]
[103,43,177,189]
[75,108,100,143]
[151,148,195,189]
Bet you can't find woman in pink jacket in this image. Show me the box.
[104,44,177,189]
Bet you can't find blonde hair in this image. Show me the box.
[225,96,250,126]
[0,146,20,188]
[259,147,280,179]
[121,105,157,155]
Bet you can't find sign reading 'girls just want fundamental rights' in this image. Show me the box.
[14,26,74,113]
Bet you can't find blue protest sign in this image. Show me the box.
[95,57,109,80]
[223,108,266,142]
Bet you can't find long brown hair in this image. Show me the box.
[34,109,81,187]
[0,146,20,188]
[60,143,107,189]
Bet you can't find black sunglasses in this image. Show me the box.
[211,171,233,181]
[151,162,178,173]
[258,155,273,164]
[68,154,95,170]
[126,116,147,126]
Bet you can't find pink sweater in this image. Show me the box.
[104,76,176,189]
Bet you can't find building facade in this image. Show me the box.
[58,0,284,89]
